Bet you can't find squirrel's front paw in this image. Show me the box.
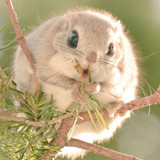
[73,83,85,103]
[84,82,101,93]
[108,101,125,116]
[73,82,101,103]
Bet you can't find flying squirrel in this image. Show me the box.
[13,8,139,159]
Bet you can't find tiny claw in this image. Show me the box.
[73,82,101,104]
[107,101,124,114]
[119,111,128,117]
[94,83,101,93]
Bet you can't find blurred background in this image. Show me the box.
[0,0,160,160]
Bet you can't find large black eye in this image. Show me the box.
[68,31,78,48]
[106,42,114,56]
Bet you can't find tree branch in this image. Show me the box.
[118,86,160,113]
[3,86,159,126]
[5,0,36,72]
[41,112,77,160]
[40,86,160,159]
[1,84,159,126]
[0,110,76,127]
[1,86,160,159]
[67,138,142,160]
[42,86,160,160]
[77,86,160,124]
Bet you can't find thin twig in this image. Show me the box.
[67,138,142,160]
[118,86,160,113]
[0,110,76,127]
[4,0,36,72]
[3,84,160,126]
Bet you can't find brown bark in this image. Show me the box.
[5,0,36,73]
[67,138,142,160]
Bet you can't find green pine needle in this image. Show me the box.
[88,69,92,83]
[87,108,99,132]
[0,21,12,32]
[0,37,17,51]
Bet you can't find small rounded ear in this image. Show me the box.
[64,11,79,28]
[57,12,78,32]
[109,20,124,42]
[114,20,123,39]
[58,18,70,31]
[50,17,70,35]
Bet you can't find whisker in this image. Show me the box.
[98,58,137,75]
[98,57,122,66]
[98,57,121,63]
[99,55,137,69]
[54,38,84,56]
[138,85,152,114]
[144,80,154,115]
[144,79,153,95]
[136,52,157,60]
[54,42,80,56]
[55,42,81,56]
